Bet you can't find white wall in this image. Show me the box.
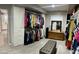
[45,11,67,32]
[12,6,25,46]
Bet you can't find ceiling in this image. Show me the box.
[37,4,75,12]
[15,4,47,13]
[16,4,76,14]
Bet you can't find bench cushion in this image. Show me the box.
[39,40,57,54]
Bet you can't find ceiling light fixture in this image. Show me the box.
[51,5,55,8]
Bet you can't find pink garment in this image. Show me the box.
[24,15,28,28]
[74,31,79,42]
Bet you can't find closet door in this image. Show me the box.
[1,13,8,30]
[0,12,4,47]
[0,9,8,47]
[0,10,4,47]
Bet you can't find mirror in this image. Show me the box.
[51,21,62,32]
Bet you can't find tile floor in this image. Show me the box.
[0,38,72,54]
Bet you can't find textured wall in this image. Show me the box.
[45,11,67,32]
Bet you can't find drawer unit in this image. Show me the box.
[48,31,65,41]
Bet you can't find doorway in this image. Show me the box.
[0,9,8,47]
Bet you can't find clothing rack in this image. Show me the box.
[65,19,79,53]
[24,9,44,45]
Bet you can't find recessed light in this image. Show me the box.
[51,5,55,8]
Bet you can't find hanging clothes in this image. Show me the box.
[40,16,44,27]
[35,29,39,41]
[31,14,36,28]
[36,16,40,28]
[24,13,29,28]
[30,14,33,28]
[24,31,27,45]
[38,29,41,40]
[27,13,31,28]
[32,30,36,42]
[41,16,44,25]
[72,25,79,52]
[74,31,79,42]
[75,46,79,54]
[66,19,75,49]
[65,23,70,45]
[66,40,72,49]
[40,29,43,38]
[72,40,79,50]
[24,9,44,45]
[33,15,36,27]
[24,30,30,45]
[28,31,33,43]
[35,29,41,41]
[68,20,75,41]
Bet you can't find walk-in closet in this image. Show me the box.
[0,4,79,54]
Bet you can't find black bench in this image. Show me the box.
[39,40,57,54]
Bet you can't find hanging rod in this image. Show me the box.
[25,10,39,15]
[25,8,42,15]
